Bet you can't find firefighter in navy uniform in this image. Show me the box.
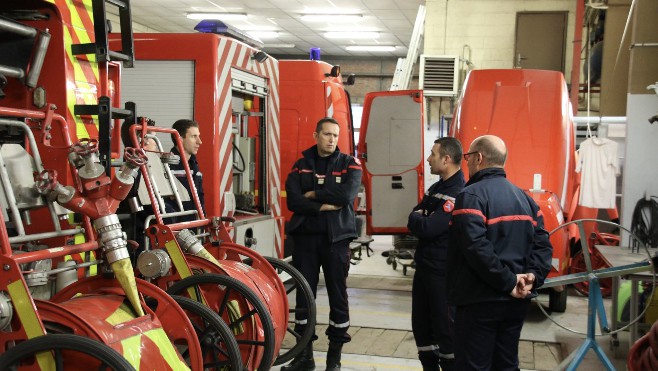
[168,119,204,221]
[283,117,362,371]
[448,135,552,370]
[407,137,464,371]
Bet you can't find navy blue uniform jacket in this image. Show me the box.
[285,145,362,243]
[447,167,553,306]
[169,147,205,214]
[407,170,465,273]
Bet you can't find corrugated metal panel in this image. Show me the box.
[120,60,195,152]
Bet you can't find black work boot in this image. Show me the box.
[418,350,439,371]
[326,341,343,371]
[281,343,315,371]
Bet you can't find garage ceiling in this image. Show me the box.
[120,0,425,57]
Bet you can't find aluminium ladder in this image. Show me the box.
[390,4,425,91]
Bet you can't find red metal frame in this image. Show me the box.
[131,125,207,226]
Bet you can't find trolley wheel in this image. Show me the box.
[171,295,242,370]
[0,333,135,371]
[243,257,317,366]
[166,273,276,371]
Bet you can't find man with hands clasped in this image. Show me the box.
[447,135,553,370]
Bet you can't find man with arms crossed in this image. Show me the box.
[408,137,464,371]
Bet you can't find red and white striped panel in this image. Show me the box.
[214,38,282,255]
[326,85,334,118]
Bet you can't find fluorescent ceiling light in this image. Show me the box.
[324,31,379,39]
[186,13,248,21]
[246,31,280,39]
[264,43,296,48]
[301,14,363,22]
[346,45,396,52]
[303,7,361,14]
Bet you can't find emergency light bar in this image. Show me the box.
[194,20,264,49]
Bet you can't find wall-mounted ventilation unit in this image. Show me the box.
[419,55,459,97]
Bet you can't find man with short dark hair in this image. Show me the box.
[408,137,464,371]
[448,134,553,370]
[283,117,362,371]
[170,119,204,217]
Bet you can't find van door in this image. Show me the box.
[357,90,425,234]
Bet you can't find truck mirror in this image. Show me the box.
[345,74,356,86]
[330,65,340,77]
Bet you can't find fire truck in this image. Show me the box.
[110,23,284,259]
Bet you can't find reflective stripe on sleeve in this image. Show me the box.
[429,193,456,203]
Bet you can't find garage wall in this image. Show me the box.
[424,0,576,76]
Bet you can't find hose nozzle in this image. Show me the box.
[94,215,144,317]
[176,229,220,266]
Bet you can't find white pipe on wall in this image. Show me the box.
[573,116,626,124]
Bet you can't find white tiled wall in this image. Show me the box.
[425,0,577,79]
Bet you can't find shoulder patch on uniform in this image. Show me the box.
[443,200,455,213]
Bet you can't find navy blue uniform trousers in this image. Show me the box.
[412,268,454,358]
[454,299,531,370]
[292,234,351,343]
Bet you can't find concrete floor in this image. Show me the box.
[274,235,632,370]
